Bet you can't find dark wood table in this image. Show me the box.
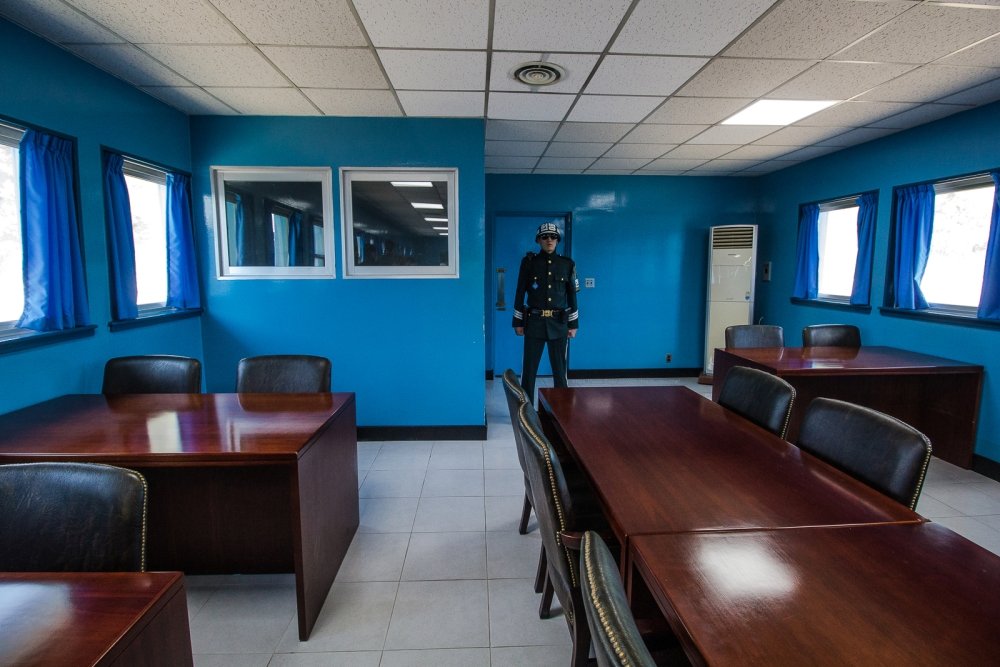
[0,571,193,666]
[538,386,921,554]
[0,393,359,641]
[629,523,1000,666]
[712,346,984,467]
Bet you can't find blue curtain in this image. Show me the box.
[892,184,935,309]
[16,130,90,331]
[792,203,820,299]
[978,171,1000,319]
[287,210,303,266]
[234,194,246,265]
[103,153,138,320]
[850,192,877,305]
[166,172,201,309]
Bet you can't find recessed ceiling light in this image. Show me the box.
[511,61,565,87]
[432,226,448,230]
[424,216,448,222]
[411,202,444,210]
[391,181,433,187]
[722,100,838,126]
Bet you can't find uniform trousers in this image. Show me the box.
[520,333,568,404]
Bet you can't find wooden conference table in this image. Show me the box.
[0,393,359,641]
[0,571,193,666]
[630,523,1000,666]
[712,345,984,468]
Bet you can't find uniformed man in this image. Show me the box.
[512,222,579,402]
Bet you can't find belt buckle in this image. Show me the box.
[541,309,554,317]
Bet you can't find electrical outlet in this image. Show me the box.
[762,261,772,282]
[665,354,672,363]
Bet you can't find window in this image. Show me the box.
[122,159,168,308]
[816,200,860,300]
[0,122,24,327]
[340,168,458,278]
[920,177,994,310]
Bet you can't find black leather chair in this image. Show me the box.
[518,401,612,667]
[102,355,201,394]
[236,355,331,393]
[725,324,783,348]
[0,462,147,571]
[581,531,658,667]
[717,366,796,438]
[798,398,932,509]
[802,324,861,347]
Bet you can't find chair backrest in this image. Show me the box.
[802,324,861,347]
[102,355,201,394]
[236,355,331,393]
[725,325,784,348]
[0,462,147,571]
[581,531,657,667]
[798,398,932,509]
[517,401,580,618]
[717,366,796,438]
[502,369,530,473]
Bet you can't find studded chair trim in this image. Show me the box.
[583,532,628,666]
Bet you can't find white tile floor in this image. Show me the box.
[186,377,1000,666]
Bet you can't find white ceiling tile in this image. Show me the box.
[768,61,917,101]
[868,103,971,128]
[644,157,710,170]
[141,44,287,87]
[397,91,483,117]
[818,127,899,147]
[544,142,613,158]
[353,0,489,48]
[646,97,753,124]
[568,95,664,123]
[749,160,800,174]
[585,56,708,96]
[488,92,575,121]
[536,157,596,170]
[490,52,600,94]
[303,89,401,116]
[637,168,688,175]
[602,143,676,159]
[584,169,636,175]
[0,0,123,43]
[857,65,999,103]
[792,101,915,127]
[210,0,366,47]
[204,87,318,115]
[534,168,584,174]
[261,47,387,88]
[486,120,560,141]
[613,0,777,56]
[486,156,538,169]
[724,0,911,59]
[937,76,1000,105]
[589,157,653,170]
[688,162,744,173]
[833,4,1000,63]
[724,144,794,160]
[754,125,850,146]
[665,144,741,159]
[622,124,708,143]
[688,125,777,144]
[702,158,764,169]
[486,140,549,156]
[939,34,1000,68]
[138,86,236,115]
[65,0,245,44]
[67,44,189,86]
[487,168,532,173]
[493,0,631,52]
[379,50,486,91]
[779,145,841,161]
[554,122,635,142]
[676,58,814,97]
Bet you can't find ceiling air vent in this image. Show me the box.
[511,61,565,87]
[711,225,755,249]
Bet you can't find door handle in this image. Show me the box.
[496,268,506,310]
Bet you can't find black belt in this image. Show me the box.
[528,308,565,319]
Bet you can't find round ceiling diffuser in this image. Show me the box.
[511,61,565,87]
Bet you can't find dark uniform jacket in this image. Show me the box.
[512,251,579,340]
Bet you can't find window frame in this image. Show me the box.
[340,167,459,279]
[815,196,862,304]
[0,121,25,331]
[121,157,169,311]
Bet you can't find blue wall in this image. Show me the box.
[754,101,1000,462]
[189,116,486,428]
[0,20,203,414]
[486,174,758,372]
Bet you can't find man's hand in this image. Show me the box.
[568,329,577,339]
[515,327,524,336]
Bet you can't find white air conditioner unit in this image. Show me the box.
[703,225,757,377]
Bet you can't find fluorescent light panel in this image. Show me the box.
[432,226,448,230]
[424,216,448,222]
[411,202,444,210]
[391,181,433,187]
[722,100,838,126]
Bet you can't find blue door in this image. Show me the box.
[492,213,571,377]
